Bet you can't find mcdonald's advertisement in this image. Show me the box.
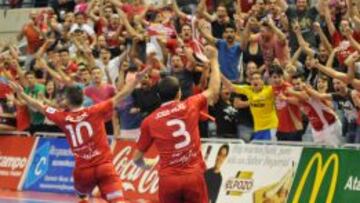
[287,148,360,203]
[201,142,303,203]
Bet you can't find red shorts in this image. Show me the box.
[73,162,124,202]
[159,172,208,203]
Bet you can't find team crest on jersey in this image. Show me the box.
[65,112,89,123]
[225,171,254,196]
[46,107,57,114]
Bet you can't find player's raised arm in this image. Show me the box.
[111,66,152,106]
[132,118,156,169]
[201,46,221,105]
[198,20,217,45]
[9,81,46,114]
[312,59,350,83]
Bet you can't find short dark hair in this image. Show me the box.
[291,73,304,81]
[218,144,230,156]
[57,48,69,53]
[318,74,329,81]
[180,6,192,15]
[250,70,262,78]
[65,86,83,107]
[100,47,111,53]
[79,67,90,73]
[269,65,284,76]
[25,71,35,77]
[74,28,84,33]
[224,23,236,31]
[75,12,85,17]
[157,76,180,103]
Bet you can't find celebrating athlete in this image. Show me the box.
[9,69,148,203]
[132,45,221,203]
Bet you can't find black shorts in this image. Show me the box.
[276,131,303,141]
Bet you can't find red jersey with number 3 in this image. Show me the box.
[44,100,114,168]
[137,94,208,176]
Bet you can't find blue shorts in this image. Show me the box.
[252,129,277,141]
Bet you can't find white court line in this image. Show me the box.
[0,196,73,203]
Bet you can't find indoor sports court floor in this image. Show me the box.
[0,190,107,203]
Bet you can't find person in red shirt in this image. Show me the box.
[87,2,114,36]
[324,5,360,67]
[58,48,79,74]
[166,24,203,56]
[9,69,148,203]
[269,66,303,141]
[132,46,221,203]
[239,0,256,13]
[17,10,45,55]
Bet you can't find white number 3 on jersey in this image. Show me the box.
[166,119,191,149]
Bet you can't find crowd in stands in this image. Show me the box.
[0,0,360,145]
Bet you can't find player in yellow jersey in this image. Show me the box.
[223,71,278,140]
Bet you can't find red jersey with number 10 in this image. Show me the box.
[44,100,114,168]
[137,94,208,176]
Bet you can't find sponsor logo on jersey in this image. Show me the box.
[65,112,89,123]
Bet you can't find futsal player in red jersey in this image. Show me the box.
[133,46,221,203]
[9,70,148,203]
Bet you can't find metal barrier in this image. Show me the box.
[251,140,323,146]
[0,130,31,136]
[32,131,138,141]
[1,131,360,149]
[33,132,65,138]
[343,143,360,149]
[251,140,360,149]
[201,138,245,144]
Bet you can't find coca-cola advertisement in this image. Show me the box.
[111,140,160,202]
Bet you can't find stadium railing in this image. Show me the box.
[0,130,31,136]
[1,130,359,149]
[250,140,360,149]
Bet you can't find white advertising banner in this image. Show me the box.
[201,142,303,203]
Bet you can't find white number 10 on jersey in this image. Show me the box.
[65,121,94,147]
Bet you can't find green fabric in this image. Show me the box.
[25,84,46,125]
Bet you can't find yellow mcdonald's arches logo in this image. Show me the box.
[292,152,339,203]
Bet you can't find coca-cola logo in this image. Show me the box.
[113,146,159,195]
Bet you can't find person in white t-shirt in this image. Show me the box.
[70,12,96,48]
[285,75,342,145]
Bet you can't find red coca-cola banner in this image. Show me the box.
[112,140,160,202]
[0,136,37,190]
